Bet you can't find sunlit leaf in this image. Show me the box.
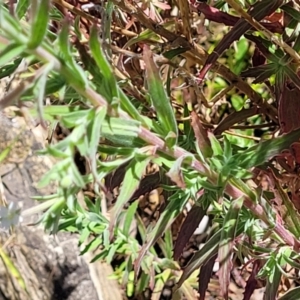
[89,25,118,101]
[0,43,26,68]
[143,45,178,140]
[135,191,190,276]
[228,128,300,169]
[109,156,151,234]
[28,0,50,48]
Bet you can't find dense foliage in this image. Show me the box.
[1,0,300,299]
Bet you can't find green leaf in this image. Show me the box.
[123,201,139,237]
[41,197,66,233]
[58,21,87,89]
[208,132,223,156]
[118,87,147,125]
[143,45,178,140]
[0,7,25,43]
[228,128,300,169]
[163,47,190,59]
[89,25,118,101]
[87,106,107,168]
[264,264,281,300]
[135,191,189,276]
[28,0,50,48]
[109,156,151,232]
[15,0,30,19]
[0,247,26,290]
[0,57,23,79]
[33,62,54,125]
[218,197,243,299]
[281,4,300,22]
[102,1,114,57]
[0,43,26,68]
[102,117,141,137]
[80,237,102,255]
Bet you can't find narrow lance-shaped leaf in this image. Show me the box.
[198,253,218,300]
[174,205,206,260]
[218,197,243,300]
[109,156,151,236]
[28,0,50,49]
[102,117,141,137]
[0,43,26,68]
[0,6,25,43]
[15,0,29,19]
[177,223,244,289]
[123,200,139,237]
[58,20,87,89]
[102,0,114,57]
[34,62,54,126]
[244,260,261,300]
[135,192,190,277]
[244,34,284,62]
[281,4,300,22]
[264,264,282,300]
[228,127,300,169]
[214,107,258,135]
[143,45,178,142]
[87,106,107,172]
[207,132,223,156]
[89,25,118,101]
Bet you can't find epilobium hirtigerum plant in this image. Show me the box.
[1,0,300,299]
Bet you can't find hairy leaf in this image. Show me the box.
[28,0,50,48]
[228,128,300,169]
[109,157,151,235]
[143,45,178,141]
